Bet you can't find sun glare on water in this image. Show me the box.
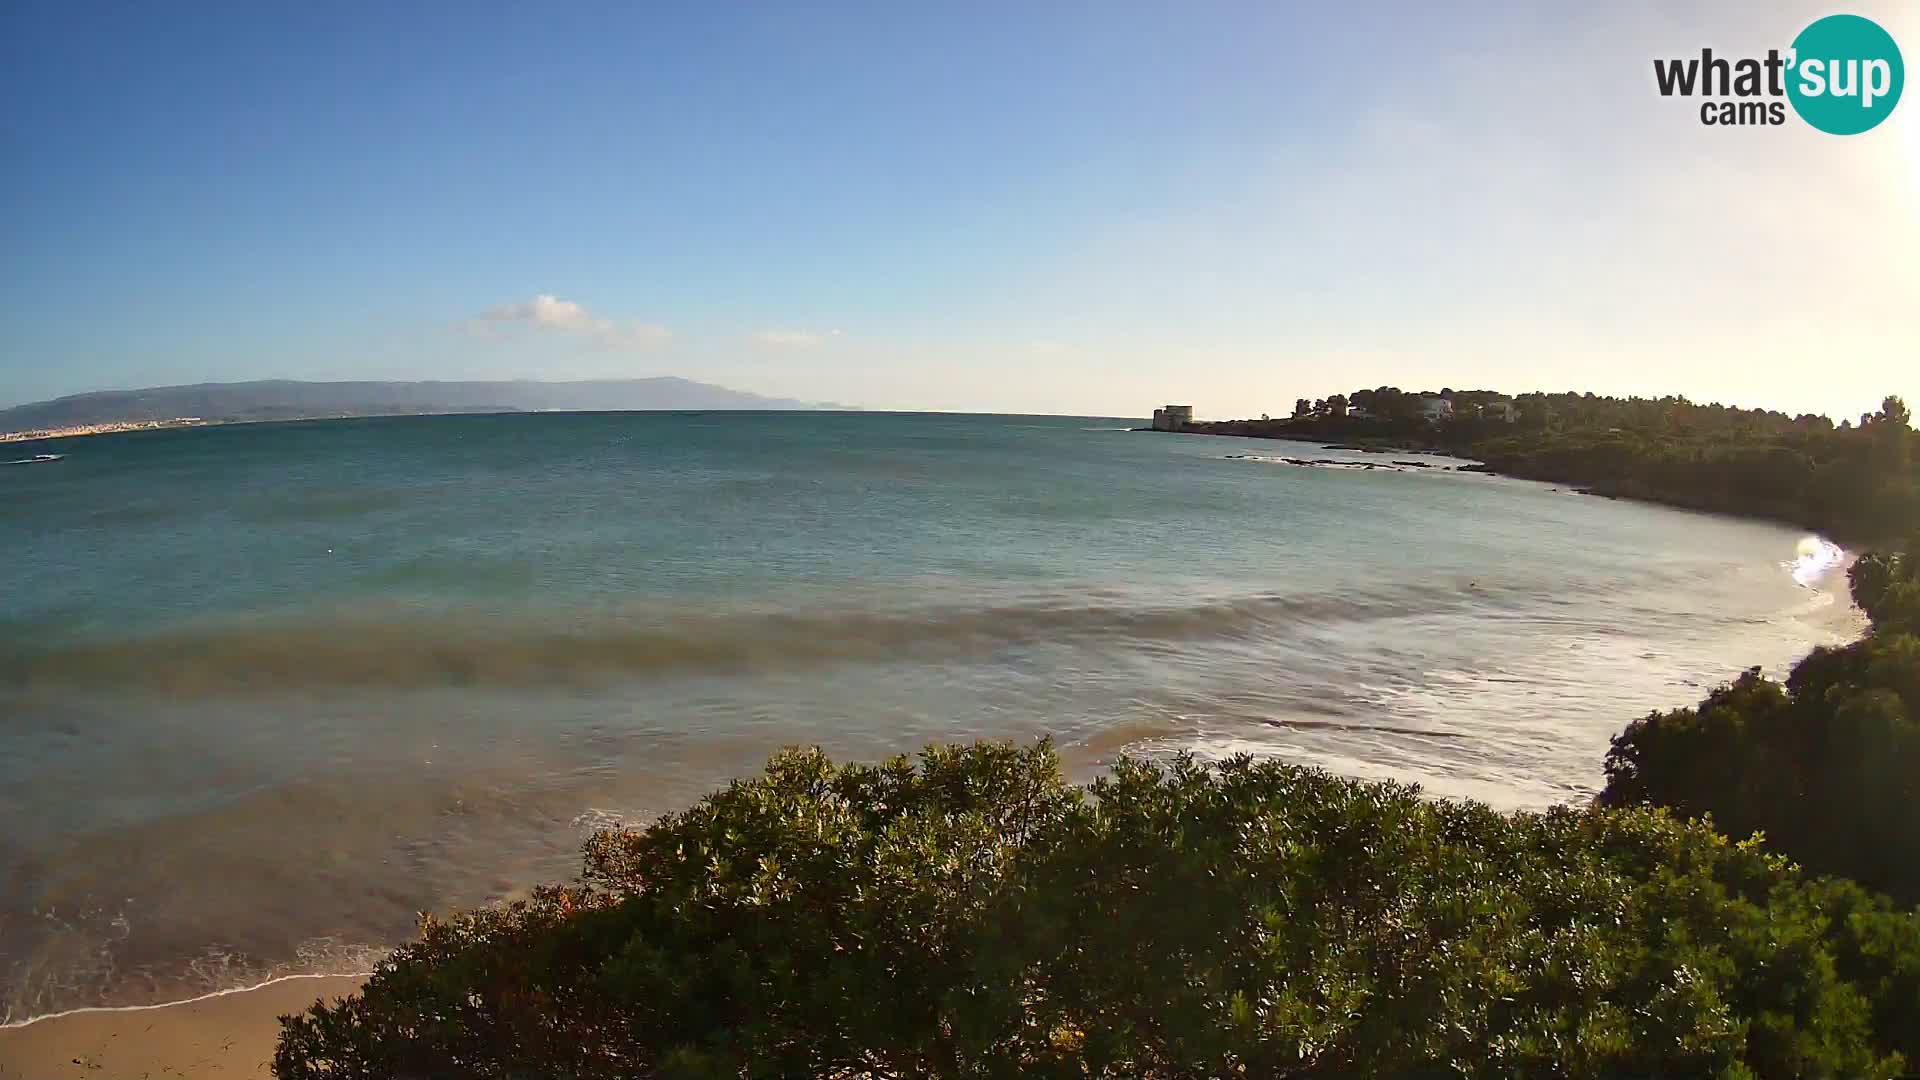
[1791,536,1846,587]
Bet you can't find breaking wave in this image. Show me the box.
[0,584,1516,696]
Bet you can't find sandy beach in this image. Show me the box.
[0,975,365,1079]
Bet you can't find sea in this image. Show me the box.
[0,410,1863,1023]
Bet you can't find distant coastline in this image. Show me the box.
[1149,388,1917,547]
[0,377,845,441]
[0,417,207,443]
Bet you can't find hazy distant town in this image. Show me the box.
[0,418,206,443]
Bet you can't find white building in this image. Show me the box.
[1419,397,1453,421]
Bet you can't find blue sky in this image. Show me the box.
[3,1,1916,419]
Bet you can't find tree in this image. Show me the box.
[1850,537,1920,635]
[1370,386,1410,420]
[1293,398,1312,418]
[1866,395,1913,480]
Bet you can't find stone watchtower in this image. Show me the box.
[1151,405,1194,432]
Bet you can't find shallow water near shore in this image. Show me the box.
[0,410,1862,1023]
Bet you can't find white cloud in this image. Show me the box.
[751,328,843,349]
[472,295,670,349]
[480,294,597,330]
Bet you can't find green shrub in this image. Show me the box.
[1603,539,1920,905]
[277,742,1918,1078]
[1850,537,1920,635]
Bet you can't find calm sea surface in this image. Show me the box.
[0,411,1861,1021]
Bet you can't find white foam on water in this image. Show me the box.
[1154,731,1576,812]
[1789,535,1847,588]
[0,971,373,1031]
[0,909,393,1029]
[572,807,648,832]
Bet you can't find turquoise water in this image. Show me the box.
[0,411,1861,1021]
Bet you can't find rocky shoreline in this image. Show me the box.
[1220,452,1467,474]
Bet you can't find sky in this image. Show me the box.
[2,1,1916,420]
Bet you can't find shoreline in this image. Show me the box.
[0,974,367,1079]
[0,971,374,1032]
[0,419,207,444]
[1160,426,1882,546]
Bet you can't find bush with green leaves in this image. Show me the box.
[1602,535,1920,905]
[1849,538,1920,636]
[276,741,1920,1078]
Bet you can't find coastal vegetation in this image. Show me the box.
[277,737,1920,1077]
[1602,535,1920,904]
[1196,390,1919,544]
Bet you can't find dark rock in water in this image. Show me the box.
[1392,460,1431,468]
[1255,454,1412,474]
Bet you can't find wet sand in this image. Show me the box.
[0,975,365,1079]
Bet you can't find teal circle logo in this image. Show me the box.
[1787,14,1904,134]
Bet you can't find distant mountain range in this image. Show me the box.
[0,378,845,432]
